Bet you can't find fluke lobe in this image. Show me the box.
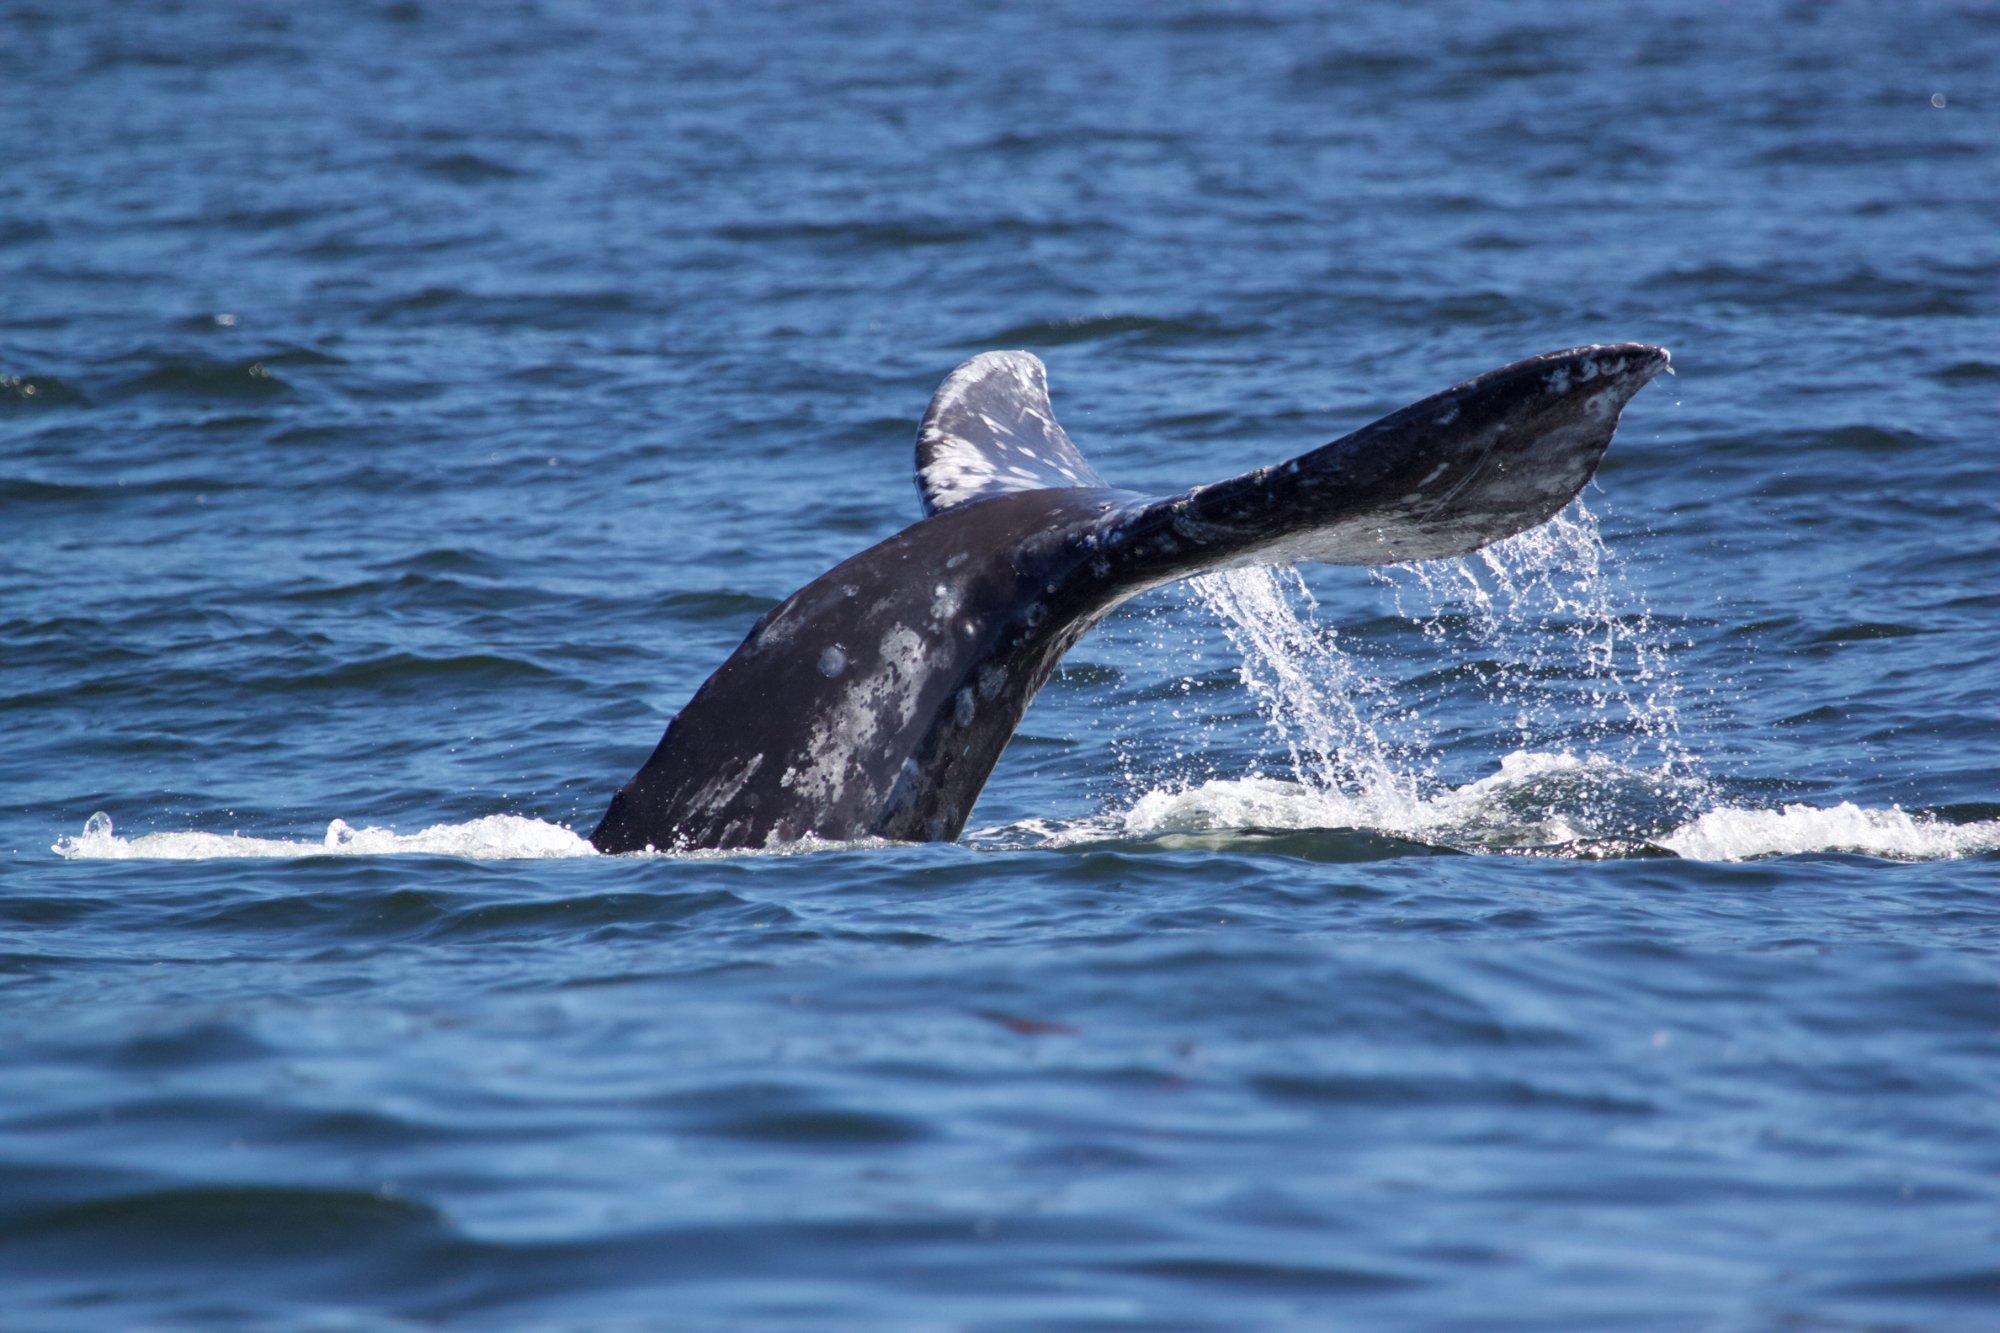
[590,344,1669,853]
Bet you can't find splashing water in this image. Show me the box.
[1078,503,1998,861]
[1186,564,1430,819]
[1175,502,1705,844]
[1375,502,1700,776]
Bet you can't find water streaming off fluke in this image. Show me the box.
[1043,505,1997,862]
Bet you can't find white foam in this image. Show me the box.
[1658,803,2000,863]
[53,812,596,861]
[1010,751,1999,863]
[49,811,911,862]
[1120,750,1593,842]
[1025,749,1606,850]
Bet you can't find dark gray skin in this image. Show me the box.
[590,343,1669,853]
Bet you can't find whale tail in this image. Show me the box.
[917,342,1669,582]
[591,344,1668,852]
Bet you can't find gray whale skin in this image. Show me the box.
[590,343,1669,853]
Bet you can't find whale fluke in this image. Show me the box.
[916,351,1106,513]
[590,343,1669,853]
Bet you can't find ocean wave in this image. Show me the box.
[363,285,644,329]
[108,358,297,401]
[984,312,1263,348]
[0,374,85,408]
[409,150,527,183]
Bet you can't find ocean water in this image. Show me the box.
[6,0,1999,1324]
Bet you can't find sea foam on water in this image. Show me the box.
[55,811,596,861]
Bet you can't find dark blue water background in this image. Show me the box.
[5,1,1998,1324]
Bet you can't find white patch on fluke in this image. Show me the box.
[916,350,1102,513]
[781,625,932,806]
[689,753,764,816]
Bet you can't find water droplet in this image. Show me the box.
[83,812,112,838]
[1930,91,1947,109]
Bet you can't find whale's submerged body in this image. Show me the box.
[589,345,1669,853]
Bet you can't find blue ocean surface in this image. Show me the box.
[5,0,1999,1324]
